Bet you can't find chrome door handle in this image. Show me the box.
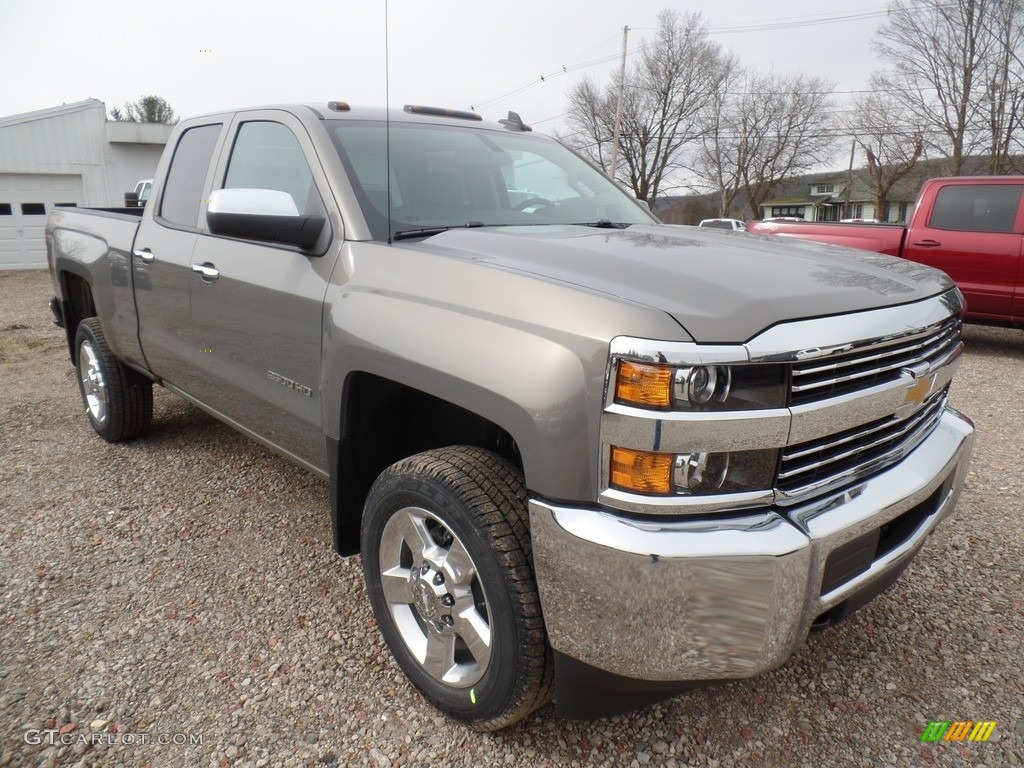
[191,262,220,279]
[133,248,155,263]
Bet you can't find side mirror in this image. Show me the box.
[206,188,326,249]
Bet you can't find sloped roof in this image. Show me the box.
[762,193,831,206]
[0,99,105,128]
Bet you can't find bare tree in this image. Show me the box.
[694,58,745,217]
[732,71,838,219]
[874,0,996,176]
[980,0,1024,173]
[110,95,177,124]
[562,78,615,173]
[850,74,925,219]
[562,11,730,208]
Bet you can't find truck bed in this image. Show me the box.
[46,206,144,367]
[747,220,907,256]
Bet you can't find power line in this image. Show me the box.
[470,5,930,115]
[470,45,646,112]
[706,9,892,34]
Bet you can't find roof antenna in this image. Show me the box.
[498,111,532,132]
[385,0,393,244]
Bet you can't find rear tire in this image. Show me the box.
[361,446,553,730]
[74,318,153,442]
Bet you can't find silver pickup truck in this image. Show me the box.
[45,103,975,730]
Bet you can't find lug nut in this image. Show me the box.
[441,595,454,607]
[432,572,445,586]
[442,615,454,626]
[421,564,430,575]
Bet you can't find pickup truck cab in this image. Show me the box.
[749,177,1024,327]
[46,103,975,729]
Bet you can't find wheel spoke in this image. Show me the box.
[454,605,491,666]
[442,537,476,588]
[422,630,456,680]
[380,566,412,605]
[390,509,442,564]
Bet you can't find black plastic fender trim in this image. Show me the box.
[553,651,724,720]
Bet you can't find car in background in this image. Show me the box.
[123,179,153,208]
[698,217,746,231]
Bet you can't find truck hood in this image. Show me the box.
[407,224,954,342]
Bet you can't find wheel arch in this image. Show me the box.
[330,372,529,555]
[58,268,97,364]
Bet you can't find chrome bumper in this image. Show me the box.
[530,407,974,682]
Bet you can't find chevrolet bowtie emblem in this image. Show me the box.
[895,367,936,419]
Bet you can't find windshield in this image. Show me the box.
[327,121,654,241]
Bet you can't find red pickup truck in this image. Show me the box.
[748,177,1024,327]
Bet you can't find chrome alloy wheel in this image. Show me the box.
[378,506,492,687]
[78,339,109,424]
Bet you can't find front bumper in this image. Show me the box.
[530,406,974,686]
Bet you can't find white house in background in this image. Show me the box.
[0,99,173,269]
[760,177,917,223]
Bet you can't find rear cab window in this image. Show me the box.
[929,184,1023,233]
[159,124,223,228]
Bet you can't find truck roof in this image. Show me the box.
[183,103,532,133]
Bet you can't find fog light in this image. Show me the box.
[674,452,730,494]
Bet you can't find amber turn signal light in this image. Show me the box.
[610,447,674,495]
[615,361,673,408]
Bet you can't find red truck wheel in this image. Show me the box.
[74,318,153,442]
[361,446,553,730]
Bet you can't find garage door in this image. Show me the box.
[0,173,84,269]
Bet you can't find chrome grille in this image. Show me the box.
[790,316,961,406]
[777,388,948,503]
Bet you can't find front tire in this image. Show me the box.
[75,318,153,442]
[361,446,553,730]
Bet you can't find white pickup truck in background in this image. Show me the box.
[123,178,152,208]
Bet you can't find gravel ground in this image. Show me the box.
[1,268,1022,768]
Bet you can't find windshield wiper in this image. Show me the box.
[392,222,486,241]
[392,226,451,241]
[574,219,632,229]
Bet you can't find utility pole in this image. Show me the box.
[843,139,856,219]
[608,25,629,183]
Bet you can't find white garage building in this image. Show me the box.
[0,99,173,269]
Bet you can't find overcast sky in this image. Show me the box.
[1,0,887,137]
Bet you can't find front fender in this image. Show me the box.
[320,241,687,503]
[322,289,601,502]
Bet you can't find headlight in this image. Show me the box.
[614,360,786,411]
[675,365,730,404]
[610,446,778,496]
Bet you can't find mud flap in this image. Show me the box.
[553,651,722,720]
